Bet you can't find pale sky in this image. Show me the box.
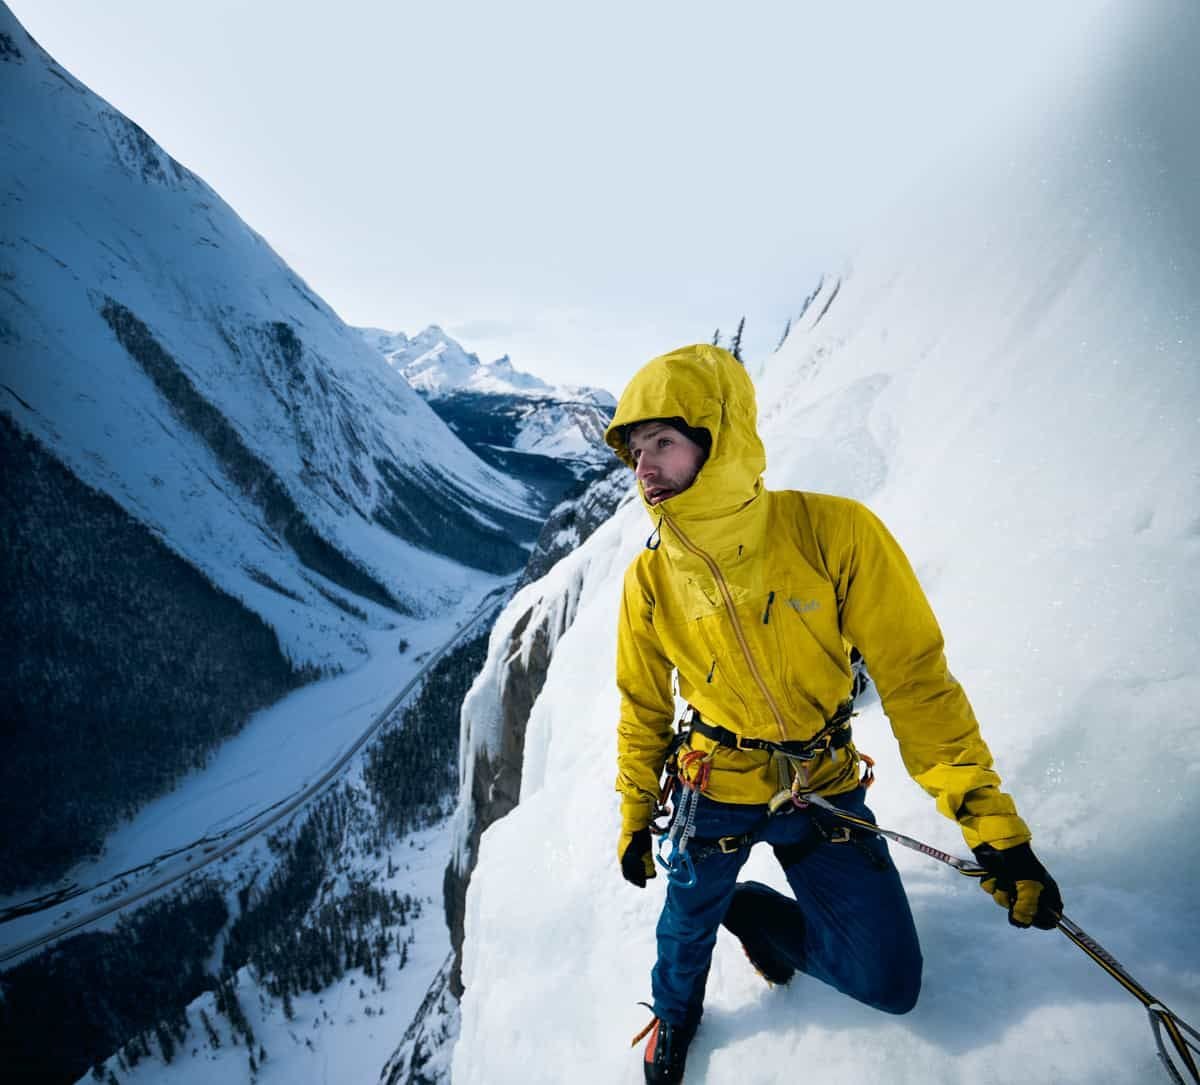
[10,0,1104,393]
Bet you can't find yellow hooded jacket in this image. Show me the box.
[607,344,1031,855]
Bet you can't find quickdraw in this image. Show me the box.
[797,789,1200,1085]
[654,749,714,889]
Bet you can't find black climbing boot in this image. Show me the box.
[722,881,797,987]
[642,1016,696,1084]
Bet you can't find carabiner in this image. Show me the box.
[655,836,698,888]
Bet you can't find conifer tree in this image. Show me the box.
[730,316,746,363]
[154,1021,175,1063]
[711,328,721,346]
[200,1008,221,1049]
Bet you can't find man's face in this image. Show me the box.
[627,421,707,506]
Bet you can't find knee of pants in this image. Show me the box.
[863,957,922,1016]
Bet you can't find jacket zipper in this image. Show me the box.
[661,512,789,743]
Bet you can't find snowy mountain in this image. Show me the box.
[0,13,540,656]
[361,324,614,408]
[359,325,616,507]
[449,5,1200,1084]
[0,2,545,900]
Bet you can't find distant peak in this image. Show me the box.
[356,324,611,405]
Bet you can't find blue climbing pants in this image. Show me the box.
[652,787,922,1027]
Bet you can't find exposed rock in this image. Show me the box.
[379,955,458,1085]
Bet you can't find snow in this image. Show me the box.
[507,398,608,462]
[76,820,455,1085]
[449,491,637,876]
[451,2,1200,1081]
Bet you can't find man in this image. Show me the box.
[607,344,1061,1085]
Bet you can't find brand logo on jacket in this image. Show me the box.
[787,598,820,614]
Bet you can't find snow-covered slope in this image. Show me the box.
[443,481,637,993]
[452,3,1200,1082]
[0,7,540,673]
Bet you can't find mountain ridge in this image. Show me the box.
[359,323,615,407]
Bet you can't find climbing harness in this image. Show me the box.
[652,701,875,883]
[795,789,1200,1085]
[681,701,868,813]
[683,701,856,763]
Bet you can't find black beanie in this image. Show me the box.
[623,417,712,462]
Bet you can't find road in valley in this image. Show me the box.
[0,587,507,966]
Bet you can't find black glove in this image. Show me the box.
[973,842,1063,930]
[620,827,655,888]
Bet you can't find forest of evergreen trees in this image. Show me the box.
[222,785,423,1004]
[0,784,429,1084]
[372,458,532,574]
[365,631,489,837]
[0,413,313,892]
[0,880,229,1083]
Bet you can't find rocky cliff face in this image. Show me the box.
[379,955,458,1085]
[443,574,578,998]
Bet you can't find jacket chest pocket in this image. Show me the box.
[682,575,722,619]
[756,582,852,710]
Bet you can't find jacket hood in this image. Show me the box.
[605,344,766,524]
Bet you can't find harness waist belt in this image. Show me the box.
[685,701,854,762]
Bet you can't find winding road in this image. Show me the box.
[0,587,506,966]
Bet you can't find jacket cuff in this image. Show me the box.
[958,813,1032,853]
[620,796,656,833]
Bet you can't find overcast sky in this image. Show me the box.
[11,1,1103,393]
